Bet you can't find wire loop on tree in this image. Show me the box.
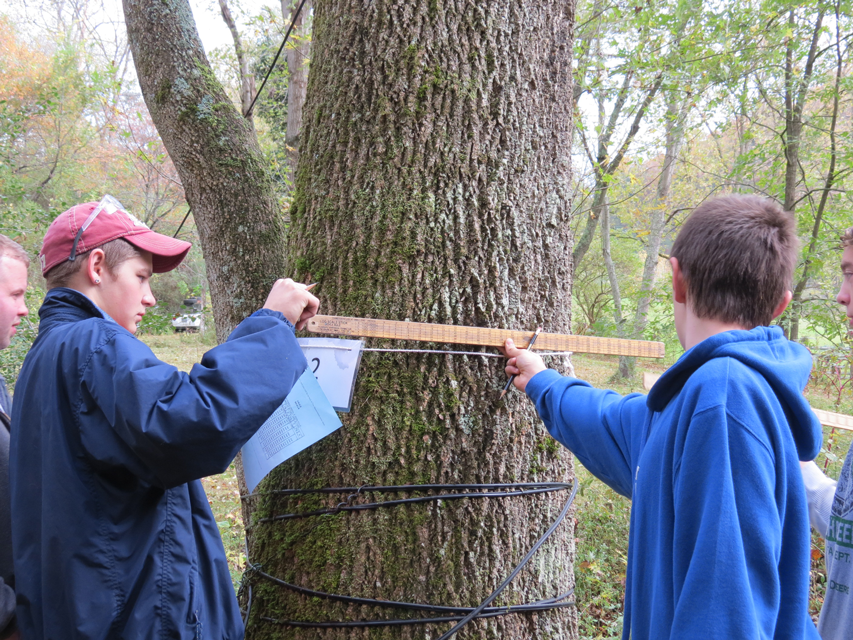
[239,481,578,635]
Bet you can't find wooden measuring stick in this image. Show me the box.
[813,408,853,433]
[306,315,665,359]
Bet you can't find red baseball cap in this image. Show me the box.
[39,196,192,276]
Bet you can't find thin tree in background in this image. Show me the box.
[219,0,256,118]
[281,0,311,155]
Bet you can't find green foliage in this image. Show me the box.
[0,9,205,352]
[574,465,629,639]
[641,275,685,364]
[807,344,853,413]
[136,304,175,336]
[573,0,853,364]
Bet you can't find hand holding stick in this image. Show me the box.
[264,279,320,329]
[500,327,542,399]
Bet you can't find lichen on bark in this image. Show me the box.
[243,0,577,638]
[124,0,288,340]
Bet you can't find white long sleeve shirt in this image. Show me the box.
[802,460,838,537]
[802,454,853,640]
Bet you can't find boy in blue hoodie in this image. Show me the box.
[504,195,822,639]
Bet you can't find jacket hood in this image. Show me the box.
[647,326,821,460]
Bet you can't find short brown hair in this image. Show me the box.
[0,235,30,267]
[670,195,799,329]
[45,238,143,290]
[841,227,853,248]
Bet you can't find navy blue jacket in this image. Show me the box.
[10,288,307,639]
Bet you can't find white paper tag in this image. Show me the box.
[242,368,343,493]
[297,338,364,412]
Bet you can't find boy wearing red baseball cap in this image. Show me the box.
[10,196,317,639]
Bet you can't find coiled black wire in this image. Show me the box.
[239,480,578,636]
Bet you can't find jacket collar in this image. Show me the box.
[38,288,108,336]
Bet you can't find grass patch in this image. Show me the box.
[573,466,630,639]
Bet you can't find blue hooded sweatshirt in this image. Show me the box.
[526,326,821,640]
[10,288,307,640]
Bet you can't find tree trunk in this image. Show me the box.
[782,9,823,213]
[617,95,688,377]
[781,9,824,338]
[788,9,843,343]
[572,73,662,271]
[219,0,256,118]
[281,0,311,150]
[123,0,287,341]
[601,197,627,344]
[242,0,577,639]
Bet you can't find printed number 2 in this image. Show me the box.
[311,358,320,374]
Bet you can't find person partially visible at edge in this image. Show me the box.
[503,195,822,639]
[9,197,319,639]
[800,226,853,639]
[0,236,28,640]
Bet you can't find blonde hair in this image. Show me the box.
[44,239,142,289]
[0,235,30,267]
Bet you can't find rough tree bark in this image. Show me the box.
[123,0,287,341]
[241,1,577,639]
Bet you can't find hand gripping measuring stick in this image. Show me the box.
[500,327,542,399]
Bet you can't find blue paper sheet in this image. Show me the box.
[242,368,343,493]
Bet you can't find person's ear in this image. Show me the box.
[87,249,106,285]
[771,290,793,320]
[670,257,687,304]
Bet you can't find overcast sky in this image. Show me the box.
[7,0,277,62]
[185,0,276,55]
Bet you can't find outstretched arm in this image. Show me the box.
[504,339,649,497]
[82,280,320,489]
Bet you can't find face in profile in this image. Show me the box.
[97,251,156,334]
[0,255,29,350]
[837,245,853,332]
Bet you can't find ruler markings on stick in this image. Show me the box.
[307,315,665,359]
[812,408,853,433]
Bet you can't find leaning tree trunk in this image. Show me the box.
[241,1,577,639]
[123,0,287,340]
